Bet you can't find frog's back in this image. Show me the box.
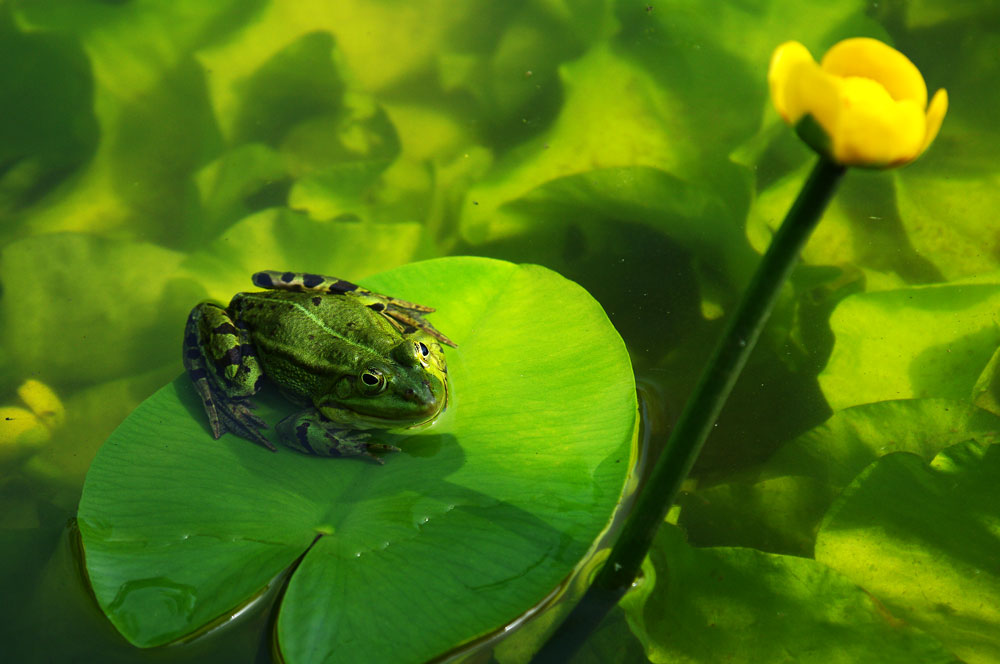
[232,289,402,357]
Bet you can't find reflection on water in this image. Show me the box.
[108,577,199,645]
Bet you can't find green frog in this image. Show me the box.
[183,271,455,463]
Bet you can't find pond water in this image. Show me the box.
[3,1,999,663]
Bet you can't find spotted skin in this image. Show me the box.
[183,303,273,450]
[252,270,456,347]
[183,271,452,463]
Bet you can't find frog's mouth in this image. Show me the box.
[318,393,445,429]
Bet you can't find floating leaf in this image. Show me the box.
[817,441,1000,663]
[78,257,637,663]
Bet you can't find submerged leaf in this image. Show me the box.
[817,441,1000,663]
[179,208,426,304]
[11,1,253,243]
[0,12,97,216]
[767,399,1000,487]
[820,282,1000,411]
[0,233,199,386]
[890,26,1000,280]
[679,399,1000,556]
[620,524,957,663]
[459,44,711,245]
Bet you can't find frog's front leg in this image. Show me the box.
[183,302,274,451]
[275,409,400,464]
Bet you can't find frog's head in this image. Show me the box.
[315,336,448,429]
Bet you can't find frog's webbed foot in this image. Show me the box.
[187,370,273,451]
[251,270,457,348]
[275,409,400,464]
[360,442,403,465]
[218,398,275,451]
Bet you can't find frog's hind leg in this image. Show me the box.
[253,271,366,298]
[184,303,274,451]
[251,270,457,347]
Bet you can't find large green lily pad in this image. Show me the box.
[77,257,636,663]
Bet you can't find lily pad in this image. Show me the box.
[77,257,637,663]
[816,440,1000,664]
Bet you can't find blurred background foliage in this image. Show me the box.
[3,0,1000,662]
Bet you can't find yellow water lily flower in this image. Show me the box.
[769,38,947,168]
[0,407,50,463]
[17,379,65,430]
[0,380,64,464]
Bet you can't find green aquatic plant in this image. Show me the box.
[5,2,1000,662]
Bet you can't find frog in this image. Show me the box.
[183,271,455,464]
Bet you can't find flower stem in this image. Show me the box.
[530,157,846,662]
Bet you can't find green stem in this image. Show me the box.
[530,157,846,662]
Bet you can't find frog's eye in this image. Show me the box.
[358,368,386,395]
[408,340,431,367]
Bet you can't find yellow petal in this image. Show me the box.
[0,407,50,462]
[17,379,65,430]
[821,37,927,108]
[831,77,925,167]
[922,88,948,153]
[768,41,815,122]
[787,60,842,142]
